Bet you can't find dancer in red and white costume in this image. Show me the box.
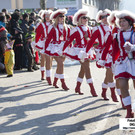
[35,10,53,84]
[107,11,126,108]
[63,9,97,96]
[86,9,118,101]
[44,9,70,90]
[112,10,135,118]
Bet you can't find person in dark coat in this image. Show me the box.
[0,26,8,72]
[20,13,29,68]
[25,34,35,72]
[10,12,20,36]
[12,26,23,70]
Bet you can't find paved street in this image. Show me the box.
[0,59,135,135]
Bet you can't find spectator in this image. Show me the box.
[14,9,20,14]
[2,8,8,15]
[5,13,12,33]
[4,39,15,77]
[12,26,23,70]
[0,12,6,27]
[29,12,36,22]
[20,13,29,68]
[0,26,8,68]
[25,34,35,72]
[20,13,29,36]
[68,15,74,26]
[10,12,20,36]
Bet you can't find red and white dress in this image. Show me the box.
[100,26,120,72]
[44,24,70,56]
[86,23,112,68]
[112,28,135,79]
[34,22,50,53]
[63,25,95,61]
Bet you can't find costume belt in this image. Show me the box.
[16,44,23,47]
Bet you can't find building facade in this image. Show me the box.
[0,0,41,12]
[0,0,120,19]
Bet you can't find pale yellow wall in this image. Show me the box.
[11,0,23,9]
[16,0,23,9]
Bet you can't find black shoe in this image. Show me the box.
[7,74,13,77]
[14,67,21,70]
[33,66,39,70]
[28,68,34,72]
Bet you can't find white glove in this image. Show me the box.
[124,41,135,52]
[97,60,105,67]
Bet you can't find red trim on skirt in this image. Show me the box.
[115,72,135,79]
[64,53,80,61]
[35,45,43,50]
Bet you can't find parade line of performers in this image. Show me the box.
[2,8,135,118]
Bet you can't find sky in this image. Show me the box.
[120,0,135,13]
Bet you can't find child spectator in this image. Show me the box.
[4,40,15,77]
[25,25,39,71]
[25,34,35,72]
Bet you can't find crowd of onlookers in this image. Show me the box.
[0,8,43,76]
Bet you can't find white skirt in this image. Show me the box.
[64,46,96,62]
[32,40,45,52]
[114,57,135,79]
[45,41,65,56]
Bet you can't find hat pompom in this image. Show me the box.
[73,9,88,25]
[107,11,118,26]
[50,9,67,20]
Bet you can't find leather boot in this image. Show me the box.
[53,77,59,88]
[116,89,125,109]
[41,71,45,80]
[110,87,118,102]
[101,88,109,100]
[89,83,98,97]
[125,105,134,118]
[75,82,83,95]
[46,77,52,85]
[60,79,69,90]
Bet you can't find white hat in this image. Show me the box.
[107,11,118,26]
[38,9,44,17]
[50,9,67,20]
[41,10,53,19]
[115,10,135,27]
[96,9,111,23]
[73,9,88,25]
